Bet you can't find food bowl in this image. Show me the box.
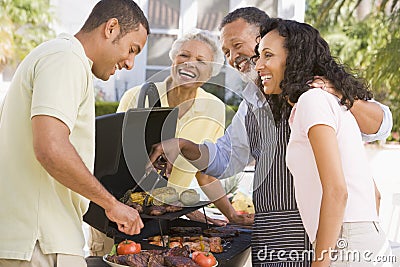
[102,255,127,267]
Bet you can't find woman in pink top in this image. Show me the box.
[253,18,393,266]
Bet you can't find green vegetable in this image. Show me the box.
[109,244,118,256]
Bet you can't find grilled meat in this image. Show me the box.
[169,236,183,243]
[106,253,149,267]
[169,241,183,248]
[165,204,183,213]
[147,250,165,255]
[164,256,200,267]
[106,247,205,266]
[125,253,150,266]
[187,236,209,242]
[125,200,144,213]
[148,254,165,267]
[203,226,239,238]
[148,235,223,253]
[164,245,191,257]
[169,227,202,236]
[148,235,162,242]
[182,241,210,253]
[149,241,162,246]
[209,237,224,253]
[146,205,167,216]
[105,255,120,264]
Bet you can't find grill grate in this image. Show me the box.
[113,219,251,267]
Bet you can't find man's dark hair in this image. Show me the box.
[219,7,269,31]
[80,0,150,39]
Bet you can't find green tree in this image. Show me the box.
[0,0,55,71]
[306,0,400,136]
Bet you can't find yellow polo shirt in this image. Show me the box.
[0,33,94,260]
[117,78,225,193]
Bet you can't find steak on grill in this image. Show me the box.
[164,256,200,267]
[146,205,167,216]
[169,227,202,236]
[107,253,149,266]
[148,254,165,267]
[164,245,191,257]
[165,204,183,213]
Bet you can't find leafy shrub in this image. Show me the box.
[95,102,119,117]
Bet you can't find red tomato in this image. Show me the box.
[116,240,141,255]
[192,251,217,267]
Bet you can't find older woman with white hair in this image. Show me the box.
[88,29,252,256]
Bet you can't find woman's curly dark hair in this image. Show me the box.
[255,18,372,122]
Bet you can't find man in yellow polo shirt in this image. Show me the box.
[0,1,149,266]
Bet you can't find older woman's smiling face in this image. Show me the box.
[171,40,214,88]
[255,30,287,95]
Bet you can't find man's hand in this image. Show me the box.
[105,200,144,235]
[310,76,341,98]
[310,76,385,134]
[148,138,208,176]
[229,213,254,226]
[148,138,182,177]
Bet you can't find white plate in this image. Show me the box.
[102,255,129,267]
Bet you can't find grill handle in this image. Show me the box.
[137,82,161,108]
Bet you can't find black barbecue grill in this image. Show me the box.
[84,83,251,267]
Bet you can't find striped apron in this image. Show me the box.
[246,103,312,267]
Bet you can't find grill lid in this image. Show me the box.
[84,106,180,236]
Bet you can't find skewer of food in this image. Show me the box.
[146,235,224,253]
[120,187,201,216]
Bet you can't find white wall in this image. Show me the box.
[50,0,99,35]
[278,0,305,21]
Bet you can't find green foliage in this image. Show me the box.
[95,101,239,128]
[306,0,400,135]
[225,105,239,127]
[95,102,120,117]
[0,0,55,67]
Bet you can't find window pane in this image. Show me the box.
[148,0,180,29]
[147,34,177,66]
[197,0,229,31]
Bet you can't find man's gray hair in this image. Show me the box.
[169,29,225,77]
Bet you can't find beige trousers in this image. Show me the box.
[314,222,395,267]
[0,242,86,267]
[88,227,114,256]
